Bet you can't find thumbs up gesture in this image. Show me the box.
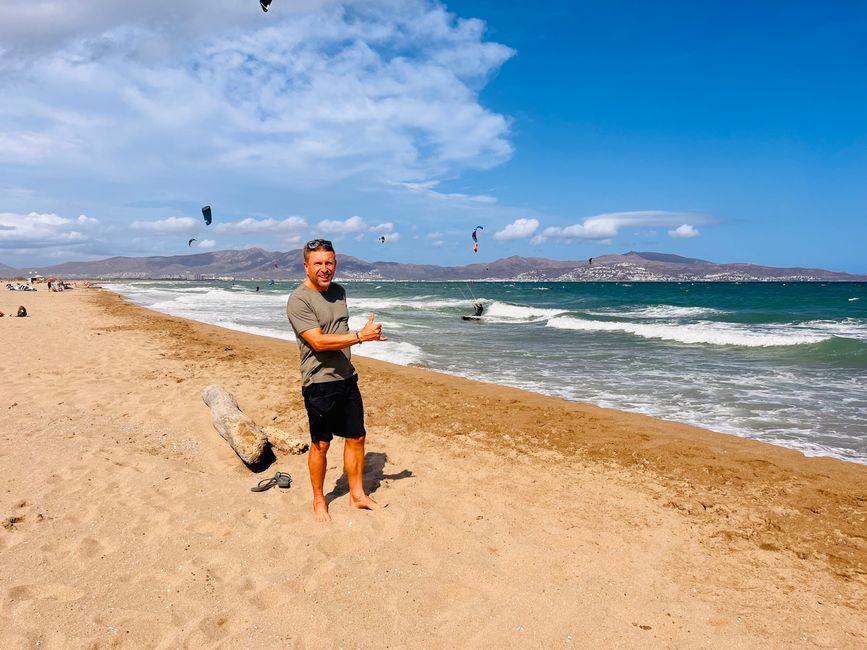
[360,312,387,342]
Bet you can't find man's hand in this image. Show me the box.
[360,312,387,342]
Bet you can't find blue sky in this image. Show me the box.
[1,0,865,272]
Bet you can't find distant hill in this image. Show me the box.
[12,248,867,282]
[0,262,22,277]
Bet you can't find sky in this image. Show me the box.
[1,0,865,272]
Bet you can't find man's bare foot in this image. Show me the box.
[313,496,331,522]
[349,494,388,510]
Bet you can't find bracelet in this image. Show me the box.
[356,331,362,345]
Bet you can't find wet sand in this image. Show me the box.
[1,285,865,648]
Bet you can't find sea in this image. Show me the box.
[106,280,867,465]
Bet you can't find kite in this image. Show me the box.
[471,225,483,253]
[260,0,272,12]
[202,205,212,226]
[589,257,593,266]
[378,236,386,243]
[188,238,196,247]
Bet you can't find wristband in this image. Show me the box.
[356,331,362,345]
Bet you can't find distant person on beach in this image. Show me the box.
[286,238,388,522]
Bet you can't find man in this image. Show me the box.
[286,238,387,522]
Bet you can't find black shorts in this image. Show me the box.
[302,375,366,444]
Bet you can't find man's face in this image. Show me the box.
[304,249,336,291]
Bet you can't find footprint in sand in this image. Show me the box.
[7,582,85,605]
[77,536,106,558]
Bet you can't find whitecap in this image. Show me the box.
[483,301,567,322]
[546,316,830,347]
[587,305,726,319]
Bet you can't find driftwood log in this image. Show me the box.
[201,384,308,464]
[262,426,309,455]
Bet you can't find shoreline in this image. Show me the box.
[2,286,865,647]
[102,279,867,466]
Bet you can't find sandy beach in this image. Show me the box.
[1,285,865,648]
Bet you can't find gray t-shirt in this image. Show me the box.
[286,282,356,387]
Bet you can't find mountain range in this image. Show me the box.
[3,249,865,282]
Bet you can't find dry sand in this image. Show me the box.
[1,286,865,648]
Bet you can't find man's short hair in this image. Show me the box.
[303,238,335,261]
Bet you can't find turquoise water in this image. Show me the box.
[108,280,867,464]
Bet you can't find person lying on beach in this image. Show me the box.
[286,238,388,522]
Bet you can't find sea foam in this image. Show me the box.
[546,316,830,347]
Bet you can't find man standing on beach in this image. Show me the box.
[287,238,388,522]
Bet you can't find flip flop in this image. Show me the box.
[250,471,292,492]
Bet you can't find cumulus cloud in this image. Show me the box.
[196,239,217,249]
[317,215,368,237]
[494,218,539,241]
[1,1,514,190]
[370,222,394,234]
[214,216,307,234]
[0,0,326,60]
[539,211,708,244]
[668,224,700,238]
[77,214,99,224]
[129,216,198,234]
[0,211,93,251]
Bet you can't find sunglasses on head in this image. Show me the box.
[305,239,334,250]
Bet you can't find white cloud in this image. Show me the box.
[494,218,539,241]
[668,224,699,238]
[196,239,217,249]
[1,1,514,191]
[129,216,198,234]
[317,215,368,236]
[370,222,394,234]
[539,211,708,243]
[425,230,445,247]
[77,214,99,224]
[396,180,497,204]
[0,0,327,60]
[215,216,307,234]
[283,234,304,246]
[0,211,92,251]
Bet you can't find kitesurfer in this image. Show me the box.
[473,302,484,317]
[471,226,483,253]
[286,238,388,522]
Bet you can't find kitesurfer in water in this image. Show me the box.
[286,239,388,522]
[473,302,484,317]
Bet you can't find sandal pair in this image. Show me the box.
[251,471,292,492]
